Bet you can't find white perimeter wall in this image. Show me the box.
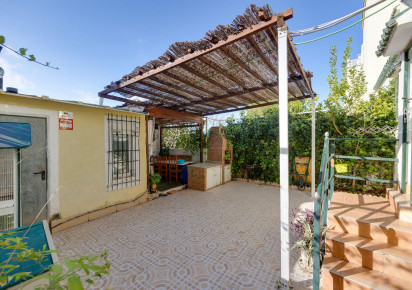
[362,0,402,95]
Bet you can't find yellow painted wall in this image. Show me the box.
[0,92,147,218]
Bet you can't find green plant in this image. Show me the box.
[0,232,55,286]
[33,251,110,289]
[222,37,397,196]
[149,173,162,185]
[0,35,58,69]
[163,127,208,155]
[159,146,170,157]
[290,209,329,268]
[0,233,110,289]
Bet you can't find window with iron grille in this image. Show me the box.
[106,114,140,190]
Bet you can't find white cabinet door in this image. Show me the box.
[215,166,222,186]
[206,166,222,190]
[206,167,215,190]
[224,165,231,183]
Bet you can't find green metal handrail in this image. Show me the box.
[312,133,398,290]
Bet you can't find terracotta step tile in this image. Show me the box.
[322,255,411,290]
[326,231,412,281]
[328,214,412,247]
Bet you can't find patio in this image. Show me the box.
[53,181,314,289]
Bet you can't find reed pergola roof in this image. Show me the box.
[99,4,314,122]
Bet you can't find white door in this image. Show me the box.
[0,149,18,231]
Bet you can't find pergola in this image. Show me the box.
[99,4,315,287]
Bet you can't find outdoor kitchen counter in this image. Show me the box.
[187,162,223,191]
[187,162,221,169]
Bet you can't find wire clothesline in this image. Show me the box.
[290,0,387,36]
[292,0,396,45]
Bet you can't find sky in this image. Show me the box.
[0,0,366,109]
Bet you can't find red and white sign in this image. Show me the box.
[59,111,73,130]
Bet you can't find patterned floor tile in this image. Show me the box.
[53,181,314,289]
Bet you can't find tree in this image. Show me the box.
[324,37,367,135]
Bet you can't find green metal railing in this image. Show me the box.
[312,133,398,290]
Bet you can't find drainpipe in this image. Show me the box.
[402,49,409,194]
[0,46,3,90]
[404,47,411,204]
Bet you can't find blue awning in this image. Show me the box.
[0,122,32,148]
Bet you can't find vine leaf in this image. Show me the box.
[0,35,58,70]
[19,48,27,56]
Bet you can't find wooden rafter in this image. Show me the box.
[140,80,194,102]
[263,26,302,97]
[120,87,210,114]
[147,105,203,123]
[203,94,311,116]
[123,86,180,105]
[218,45,283,99]
[100,93,148,106]
[99,7,293,95]
[178,76,303,108]
[149,76,225,109]
[287,31,314,97]
[163,71,258,108]
[198,56,268,102]
[100,5,315,118]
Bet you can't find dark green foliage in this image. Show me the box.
[224,80,397,195]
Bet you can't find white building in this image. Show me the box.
[360,0,412,201]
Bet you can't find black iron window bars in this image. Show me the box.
[107,114,140,190]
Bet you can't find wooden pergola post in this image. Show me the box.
[145,115,150,192]
[159,125,163,154]
[278,23,289,288]
[200,120,204,163]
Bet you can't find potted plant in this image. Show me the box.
[290,208,329,272]
[149,173,162,193]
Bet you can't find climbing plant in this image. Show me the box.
[0,35,58,69]
[163,127,203,155]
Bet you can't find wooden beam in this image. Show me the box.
[163,71,255,108]
[149,76,225,109]
[145,115,150,192]
[159,126,163,153]
[100,93,149,106]
[263,26,302,97]
[200,120,204,163]
[179,63,229,92]
[140,80,194,102]
[124,86,181,105]
[122,87,211,114]
[202,94,311,116]
[163,124,200,129]
[198,56,267,102]
[219,46,279,97]
[99,7,293,95]
[246,35,279,77]
[177,76,303,108]
[147,105,203,124]
[287,32,314,97]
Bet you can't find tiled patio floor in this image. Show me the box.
[53,181,314,289]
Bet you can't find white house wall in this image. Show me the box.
[362,0,403,95]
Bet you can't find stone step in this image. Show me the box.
[322,255,410,290]
[387,189,412,222]
[326,230,412,281]
[327,210,412,248]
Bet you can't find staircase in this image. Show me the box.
[322,191,412,289]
